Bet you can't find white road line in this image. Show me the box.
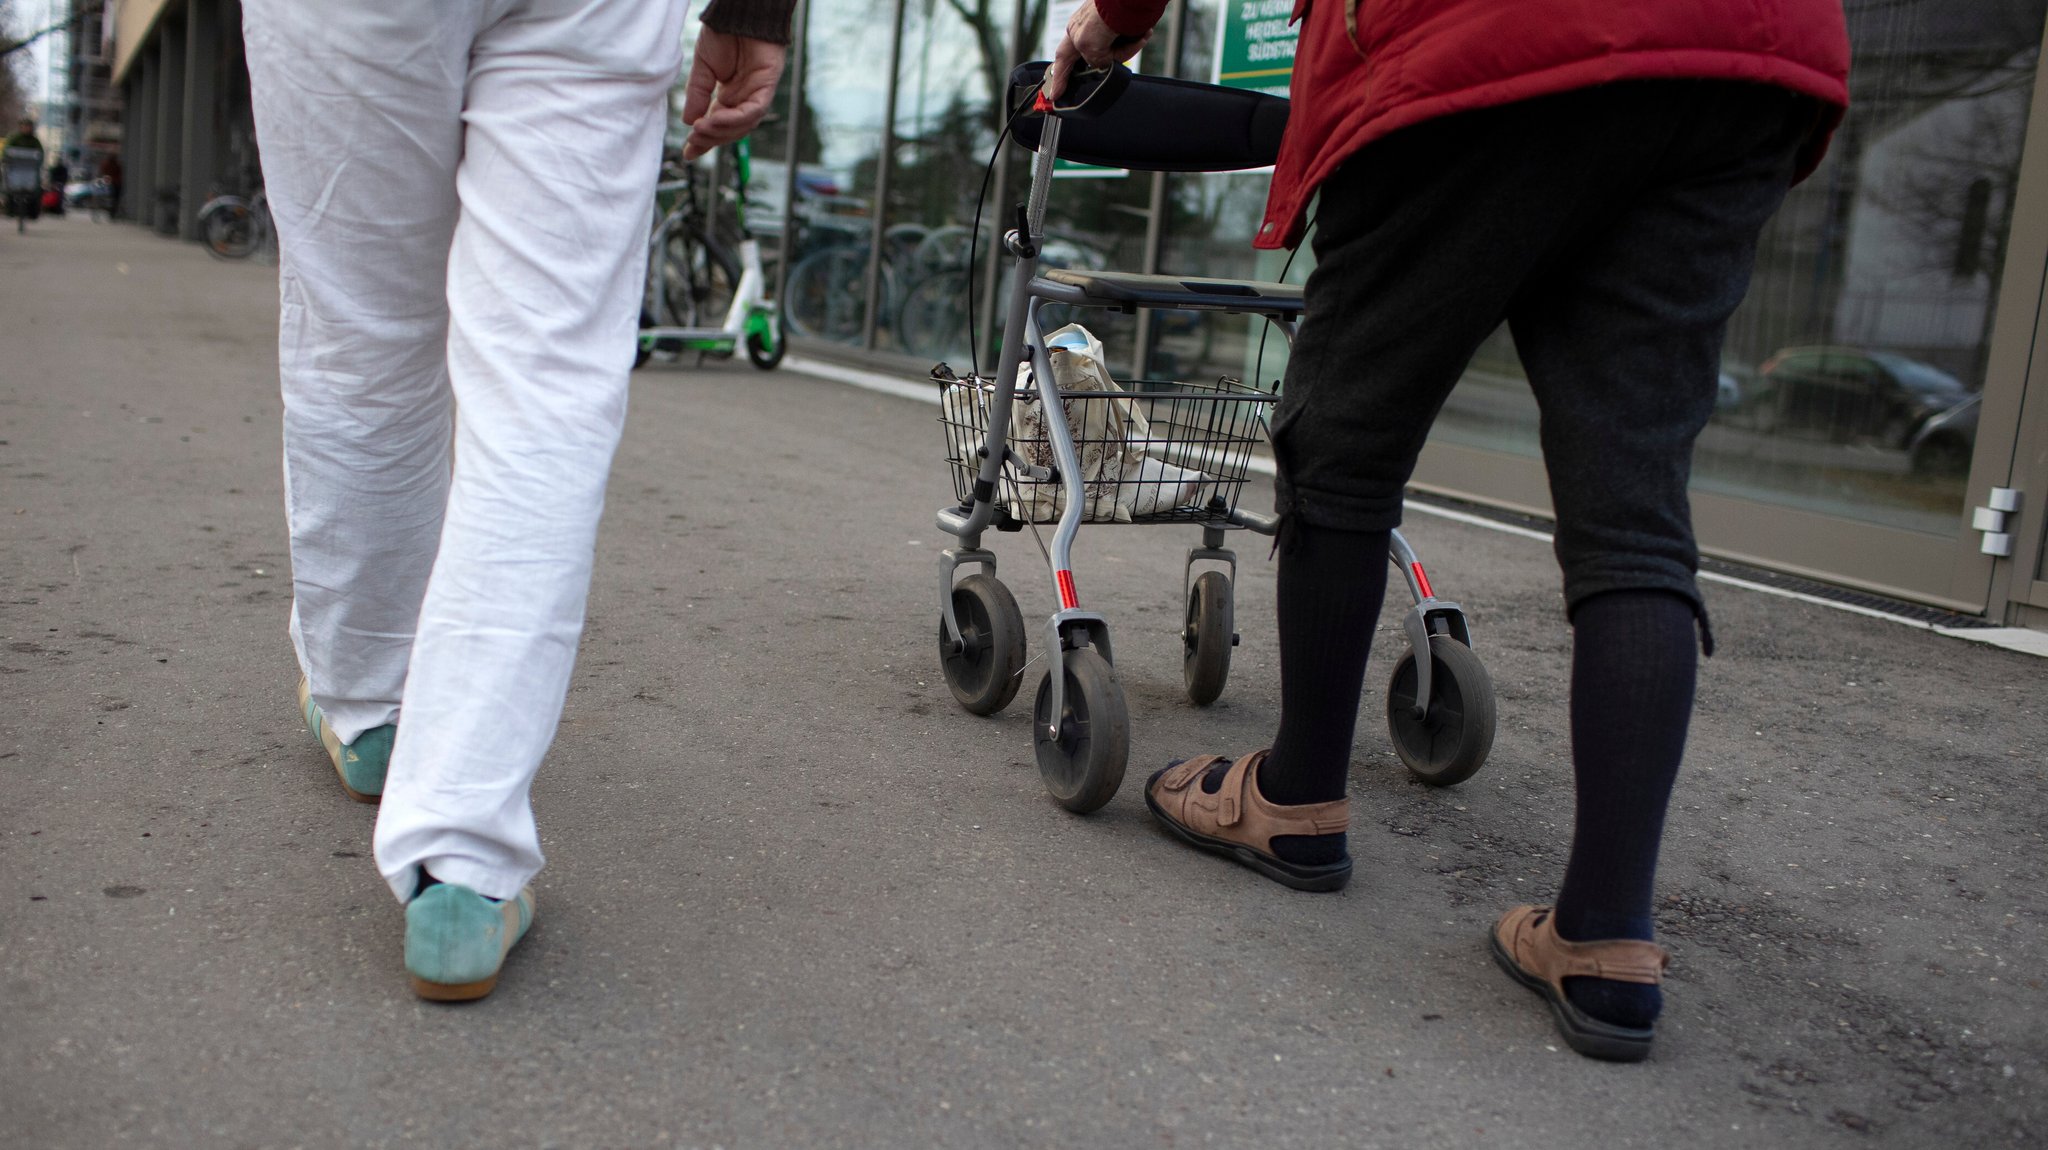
[787,361,2043,657]
[786,355,943,406]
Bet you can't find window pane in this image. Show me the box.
[779,0,896,348]
[1429,4,2042,537]
[882,0,1018,365]
[1022,5,1168,378]
[1698,3,2039,535]
[1149,0,1301,392]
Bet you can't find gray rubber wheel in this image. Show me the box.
[1386,634,1496,786]
[1182,570,1233,706]
[1033,646,1129,814]
[938,573,1025,715]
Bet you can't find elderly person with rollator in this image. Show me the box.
[1051,0,1848,1059]
[244,0,793,1000]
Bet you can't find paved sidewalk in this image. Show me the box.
[2,217,2044,1148]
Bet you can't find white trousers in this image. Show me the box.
[245,0,686,903]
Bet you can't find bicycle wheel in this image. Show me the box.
[204,203,259,259]
[661,224,741,329]
[783,246,877,343]
[896,270,972,362]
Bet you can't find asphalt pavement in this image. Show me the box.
[3,215,2044,1148]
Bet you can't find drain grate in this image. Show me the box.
[1404,492,1997,630]
[1694,557,1996,628]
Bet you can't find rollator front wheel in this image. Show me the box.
[939,574,1026,715]
[1033,646,1129,814]
[1182,570,1234,706]
[1385,634,1496,787]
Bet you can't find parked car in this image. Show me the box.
[1907,392,1979,477]
[1715,361,1756,413]
[1742,345,1973,448]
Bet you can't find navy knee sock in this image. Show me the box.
[1238,521,1390,866]
[1553,588,1698,1029]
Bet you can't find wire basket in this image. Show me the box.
[939,368,1274,525]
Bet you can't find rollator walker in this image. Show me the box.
[934,63,1497,813]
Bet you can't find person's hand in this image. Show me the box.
[1046,2,1151,101]
[682,29,788,160]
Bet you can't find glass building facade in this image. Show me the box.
[110,0,2048,625]
[741,0,2048,626]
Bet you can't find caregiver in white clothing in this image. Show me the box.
[244,0,793,1001]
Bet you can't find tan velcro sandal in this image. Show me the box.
[1144,750,1351,892]
[1490,904,1670,1061]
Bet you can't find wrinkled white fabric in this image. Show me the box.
[245,0,686,903]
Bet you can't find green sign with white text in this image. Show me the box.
[1214,0,1298,96]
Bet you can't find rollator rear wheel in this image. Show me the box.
[939,574,1026,715]
[1182,570,1233,706]
[1033,646,1129,814]
[1385,635,1496,787]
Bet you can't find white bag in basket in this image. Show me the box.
[1018,323,1211,522]
[946,326,1210,522]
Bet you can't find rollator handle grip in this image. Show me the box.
[1036,62,1132,118]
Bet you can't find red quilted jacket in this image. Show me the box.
[1096,0,1851,249]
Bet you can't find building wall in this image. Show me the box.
[110,0,255,235]
[111,0,177,84]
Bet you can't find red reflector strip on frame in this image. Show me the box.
[1056,569,1078,609]
[1411,562,1435,600]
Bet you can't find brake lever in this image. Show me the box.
[1036,60,1133,118]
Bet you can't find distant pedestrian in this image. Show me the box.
[97,152,121,216]
[243,0,792,1000]
[46,157,68,216]
[1053,0,1849,1061]
[3,119,44,223]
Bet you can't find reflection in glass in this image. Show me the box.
[1148,0,1302,392]
[777,0,895,346]
[1422,0,2041,538]
[881,0,1016,363]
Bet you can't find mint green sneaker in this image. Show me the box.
[405,881,537,1001]
[296,677,394,803]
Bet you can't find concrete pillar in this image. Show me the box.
[155,14,187,234]
[129,56,157,227]
[180,0,219,240]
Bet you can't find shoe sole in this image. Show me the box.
[1144,785,1351,893]
[410,974,499,1002]
[1488,929,1655,1062]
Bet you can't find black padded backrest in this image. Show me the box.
[1008,61,1289,173]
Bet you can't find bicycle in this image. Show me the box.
[635,136,783,371]
[197,186,272,260]
[85,177,116,222]
[780,219,942,344]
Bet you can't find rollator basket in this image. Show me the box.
[939,370,1274,526]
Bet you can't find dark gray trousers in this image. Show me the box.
[1272,79,1816,620]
